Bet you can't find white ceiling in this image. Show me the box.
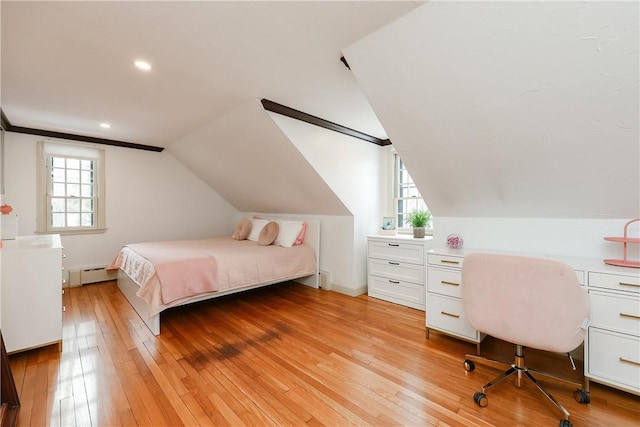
[1,1,421,148]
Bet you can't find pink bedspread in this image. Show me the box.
[108,237,317,316]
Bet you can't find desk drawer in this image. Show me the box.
[589,290,640,336]
[368,275,424,310]
[428,267,462,298]
[589,272,640,293]
[427,293,478,342]
[427,253,464,268]
[368,241,424,264]
[369,258,424,284]
[588,328,640,392]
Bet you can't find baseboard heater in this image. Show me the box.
[68,265,116,287]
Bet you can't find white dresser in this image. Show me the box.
[367,235,433,310]
[1,234,64,353]
[426,247,640,396]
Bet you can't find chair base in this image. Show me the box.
[464,345,590,426]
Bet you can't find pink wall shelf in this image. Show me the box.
[604,218,640,268]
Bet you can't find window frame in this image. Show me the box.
[391,151,431,234]
[36,141,106,235]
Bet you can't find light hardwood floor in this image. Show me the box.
[9,281,639,426]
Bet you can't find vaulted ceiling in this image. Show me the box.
[1,1,420,148]
[3,1,637,222]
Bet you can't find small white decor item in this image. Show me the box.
[447,234,463,249]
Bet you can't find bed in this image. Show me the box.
[109,218,320,335]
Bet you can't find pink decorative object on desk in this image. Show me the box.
[447,234,463,249]
[604,218,640,268]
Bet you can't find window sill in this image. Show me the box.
[36,228,107,236]
[397,228,434,236]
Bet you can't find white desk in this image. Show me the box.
[426,247,640,397]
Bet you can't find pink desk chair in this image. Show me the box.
[461,253,591,427]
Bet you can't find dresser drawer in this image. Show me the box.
[589,272,640,293]
[368,275,425,310]
[588,328,640,393]
[369,258,424,284]
[589,291,640,336]
[368,240,424,265]
[427,293,478,342]
[427,253,464,269]
[427,267,462,298]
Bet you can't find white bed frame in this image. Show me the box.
[117,219,320,336]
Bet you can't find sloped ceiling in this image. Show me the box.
[168,99,349,215]
[1,1,420,147]
[344,1,639,219]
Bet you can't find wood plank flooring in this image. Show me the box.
[8,281,640,426]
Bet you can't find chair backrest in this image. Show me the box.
[462,253,590,353]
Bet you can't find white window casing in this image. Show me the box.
[36,140,106,235]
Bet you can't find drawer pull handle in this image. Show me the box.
[388,262,400,266]
[440,260,460,265]
[388,280,400,284]
[619,282,640,288]
[441,280,460,286]
[619,357,640,367]
[619,312,640,320]
[441,311,460,319]
[388,243,400,247]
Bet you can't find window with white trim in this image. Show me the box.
[393,152,430,231]
[37,141,106,234]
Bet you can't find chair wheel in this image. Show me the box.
[574,389,590,404]
[464,359,475,372]
[473,391,488,407]
[559,419,572,427]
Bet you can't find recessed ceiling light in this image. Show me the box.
[134,60,152,71]
[100,123,111,129]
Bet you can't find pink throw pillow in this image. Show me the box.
[258,221,279,246]
[294,221,307,246]
[232,218,252,240]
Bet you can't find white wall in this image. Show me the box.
[434,217,639,261]
[3,132,238,282]
[168,99,349,216]
[343,2,639,261]
[268,113,388,294]
[345,1,639,219]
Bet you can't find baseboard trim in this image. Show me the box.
[328,283,367,297]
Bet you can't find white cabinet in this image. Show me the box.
[1,234,63,353]
[367,235,432,311]
[585,270,639,395]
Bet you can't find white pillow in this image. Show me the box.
[247,218,269,242]
[273,220,304,248]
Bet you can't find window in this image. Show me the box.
[37,141,106,234]
[393,152,430,230]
